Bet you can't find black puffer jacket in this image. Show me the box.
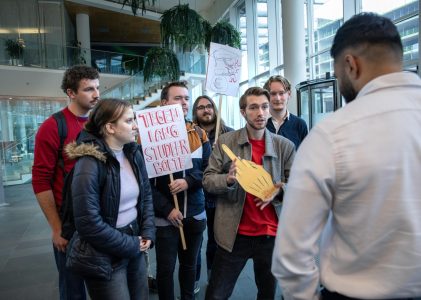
[65,130,155,259]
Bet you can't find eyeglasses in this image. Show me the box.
[196,104,213,111]
[270,91,289,97]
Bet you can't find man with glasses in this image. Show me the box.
[192,95,233,288]
[203,87,295,299]
[264,75,308,149]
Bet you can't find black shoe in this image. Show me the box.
[148,276,158,293]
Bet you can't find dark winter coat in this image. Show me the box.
[65,130,155,259]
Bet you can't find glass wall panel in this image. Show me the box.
[361,0,419,67]
[311,0,343,79]
[238,3,249,82]
[0,98,66,185]
[256,0,269,73]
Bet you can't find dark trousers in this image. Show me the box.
[205,206,217,272]
[156,218,206,300]
[321,289,415,300]
[53,246,86,300]
[85,252,148,300]
[205,234,276,300]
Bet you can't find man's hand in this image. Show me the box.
[254,182,285,210]
[226,159,238,186]
[167,208,184,228]
[52,230,68,252]
[168,179,188,195]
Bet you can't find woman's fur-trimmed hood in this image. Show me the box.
[65,141,107,163]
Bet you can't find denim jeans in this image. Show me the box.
[155,218,206,300]
[53,246,86,300]
[205,234,276,300]
[85,252,148,300]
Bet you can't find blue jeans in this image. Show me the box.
[155,218,206,300]
[205,234,276,300]
[53,246,86,300]
[85,252,148,300]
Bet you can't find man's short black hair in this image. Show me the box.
[61,65,99,94]
[330,12,403,59]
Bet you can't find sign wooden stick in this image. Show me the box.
[214,94,223,144]
[169,173,187,250]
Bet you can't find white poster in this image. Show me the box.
[205,42,242,96]
[135,104,192,178]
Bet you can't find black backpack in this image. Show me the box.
[52,111,107,240]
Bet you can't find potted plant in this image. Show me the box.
[5,39,24,65]
[143,47,180,83]
[206,21,241,50]
[160,4,207,52]
[121,0,156,16]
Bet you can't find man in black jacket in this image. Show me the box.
[152,82,211,300]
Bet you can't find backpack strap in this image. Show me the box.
[52,111,68,172]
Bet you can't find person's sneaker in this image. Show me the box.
[148,276,158,293]
[194,281,200,294]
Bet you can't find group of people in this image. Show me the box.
[31,13,421,300]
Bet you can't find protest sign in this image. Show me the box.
[135,104,192,178]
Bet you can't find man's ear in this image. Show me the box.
[161,99,168,106]
[240,109,246,118]
[66,88,76,99]
[344,54,360,80]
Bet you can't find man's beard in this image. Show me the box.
[339,76,358,103]
[198,114,215,126]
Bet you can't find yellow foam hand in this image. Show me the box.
[222,144,279,202]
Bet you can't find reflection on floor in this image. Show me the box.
[0,183,282,300]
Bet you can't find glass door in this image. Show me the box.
[297,78,340,129]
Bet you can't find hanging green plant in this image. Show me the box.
[202,19,212,52]
[206,21,241,50]
[160,4,207,52]
[143,47,180,83]
[121,0,156,16]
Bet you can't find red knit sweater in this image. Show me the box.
[32,107,87,207]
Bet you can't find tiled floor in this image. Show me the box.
[0,183,282,300]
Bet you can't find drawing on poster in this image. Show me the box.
[206,42,241,96]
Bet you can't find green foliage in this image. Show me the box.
[202,19,212,52]
[160,4,207,52]
[143,47,180,83]
[206,21,241,50]
[5,39,24,59]
[121,0,156,16]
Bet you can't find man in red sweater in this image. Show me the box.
[32,65,100,300]
[203,87,295,299]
